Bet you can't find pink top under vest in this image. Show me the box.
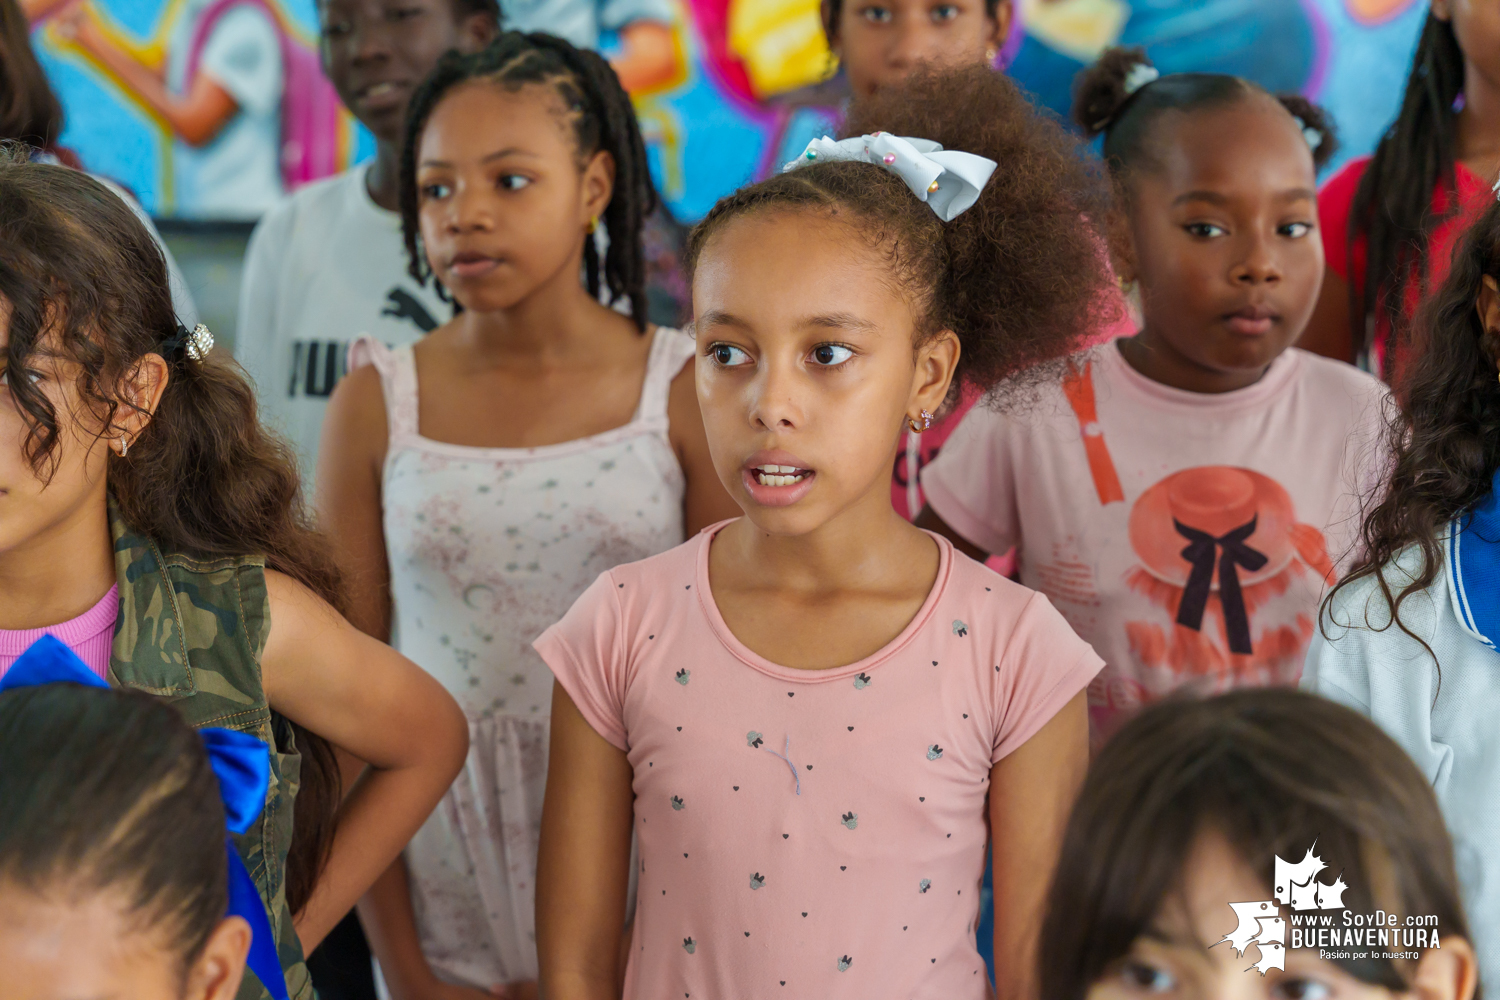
[0,585,119,680]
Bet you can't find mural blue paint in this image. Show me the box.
[28,0,1430,219]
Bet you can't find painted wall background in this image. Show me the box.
[32,0,1431,220]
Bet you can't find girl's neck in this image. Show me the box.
[1456,65,1500,180]
[365,141,401,213]
[715,481,932,597]
[1119,329,1273,394]
[453,258,631,362]
[0,492,115,630]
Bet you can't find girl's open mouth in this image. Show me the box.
[751,464,809,486]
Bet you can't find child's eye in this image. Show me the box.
[810,344,854,367]
[1273,978,1330,1000]
[930,3,960,21]
[709,343,751,367]
[860,4,893,23]
[388,5,423,19]
[1280,221,1313,238]
[498,175,532,191]
[420,182,452,201]
[1185,222,1227,239]
[0,366,40,389]
[1119,960,1177,993]
[322,18,352,36]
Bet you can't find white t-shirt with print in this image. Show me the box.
[236,163,449,481]
[921,341,1388,739]
[166,0,283,218]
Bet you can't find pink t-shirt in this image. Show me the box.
[921,341,1388,739]
[0,585,119,681]
[534,524,1101,999]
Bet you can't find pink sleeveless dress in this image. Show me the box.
[349,328,694,989]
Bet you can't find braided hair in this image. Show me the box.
[1347,14,1465,362]
[400,31,656,331]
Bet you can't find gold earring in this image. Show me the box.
[587,215,599,235]
[907,409,933,433]
[985,47,998,63]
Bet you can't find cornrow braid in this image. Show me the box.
[399,31,656,331]
[1348,13,1465,363]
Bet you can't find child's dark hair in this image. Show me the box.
[818,0,1004,42]
[400,31,655,331]
[1040,688,1472,998]
[450,0,500,24]
[0,684,229,969]
[1347,14,1464,362]
[685,63,1116,397]
[1072,47,1339,183]
[1328,200,1500,655]
[0,152,339,915]
[0,0,63,148]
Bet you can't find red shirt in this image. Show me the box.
[1318,155,1489,377]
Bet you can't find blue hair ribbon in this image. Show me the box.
[0,635,291,1000]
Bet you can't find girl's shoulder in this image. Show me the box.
[1320,542,1439,641]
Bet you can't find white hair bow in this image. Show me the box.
[783,133,999,222]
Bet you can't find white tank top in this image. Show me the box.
[349,326,693,987]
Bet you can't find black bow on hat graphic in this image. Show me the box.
[1173,515,1268,655]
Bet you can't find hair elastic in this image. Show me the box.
[0,636,291,1000]
[159,322,215,363]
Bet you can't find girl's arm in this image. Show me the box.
[536,683,635,1000]
[666,364,742,534]
[988,691,1088,1000]
[317,364,394,643]
[55,6,239,146]
[259,570,469,953]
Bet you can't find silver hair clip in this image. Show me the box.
[1291,115,1323,151]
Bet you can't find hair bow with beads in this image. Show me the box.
[784,133,998,222]
[0,635,290,1000]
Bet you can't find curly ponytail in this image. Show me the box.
[0,153,340,915]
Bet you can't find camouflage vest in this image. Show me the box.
[105,502,314,1000]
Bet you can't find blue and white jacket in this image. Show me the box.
[1304,481,1500,981]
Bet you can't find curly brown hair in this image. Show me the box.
[685,63,1116,398]
[0,152,339,916]
[1325,199,1500,666]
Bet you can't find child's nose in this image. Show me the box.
[747,362,803,431]
[1232,234,1282,285]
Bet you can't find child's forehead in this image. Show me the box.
[1134,100,1316,198]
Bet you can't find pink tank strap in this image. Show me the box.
[631,326,695,426]
[347,335,420,443]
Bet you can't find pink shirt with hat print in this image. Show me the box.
[921,340,1388,741]
[534,523,1102,1000]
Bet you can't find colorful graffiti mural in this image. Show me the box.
[30,0,1430,220]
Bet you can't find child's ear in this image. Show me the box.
[1106,205,1137,288]
[110,352,170,448]
[1476,275,1500,341]
[910,329,960,422]
[1410,934,1478,1000]
[986,0,1014,54]
[581,149,616,232]
[186,916,251,1000]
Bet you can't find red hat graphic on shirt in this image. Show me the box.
[1128,466,1335,657]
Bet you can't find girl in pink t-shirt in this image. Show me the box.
[534,65,1114,1000]
[918,49,1388,742]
